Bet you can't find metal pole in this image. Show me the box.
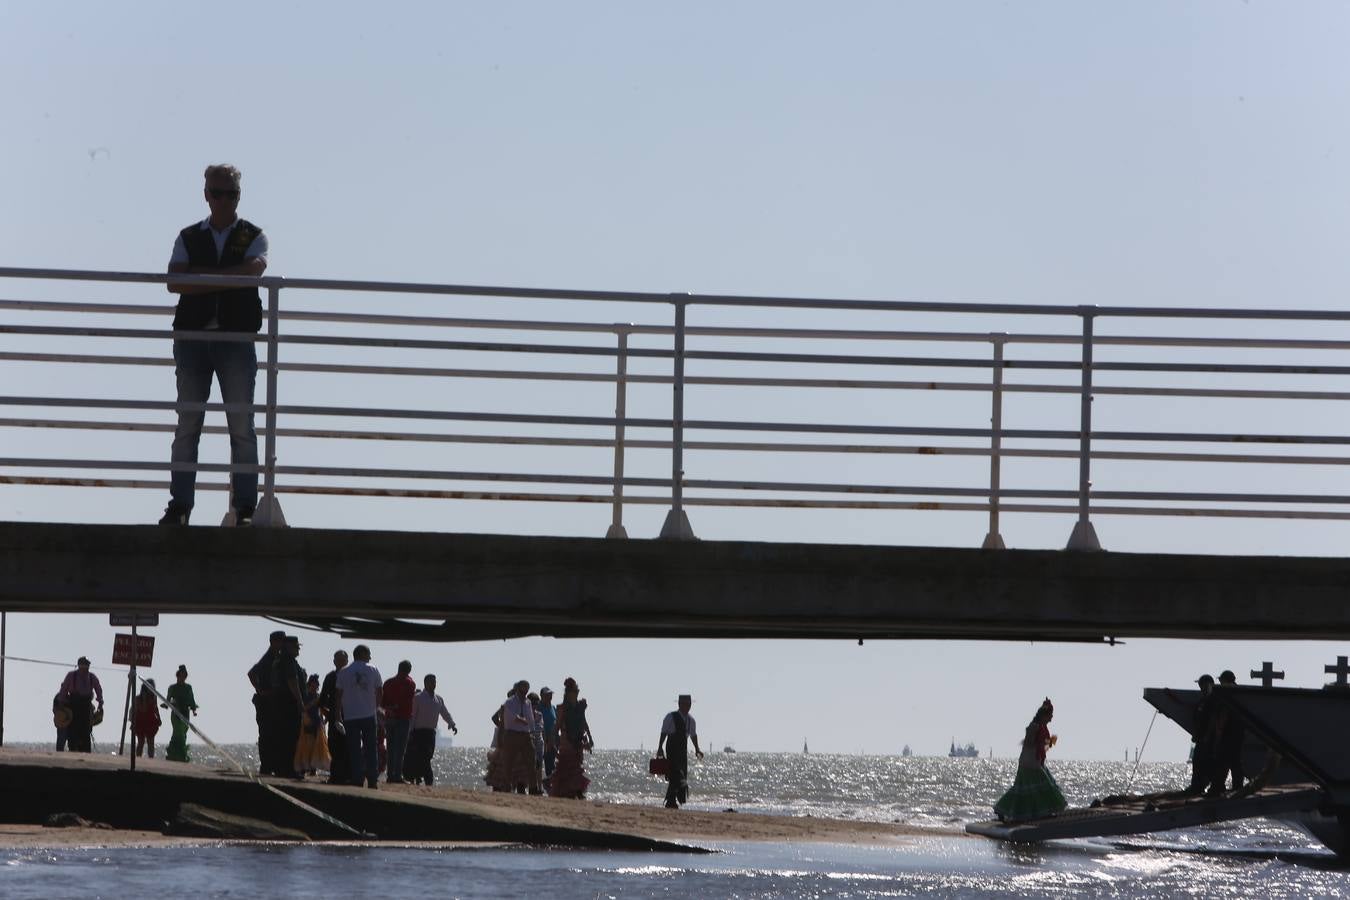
[257,282,284,526]
[118,668,132,758]
[982,337,1007,549]
[660,296,695,539]
[1067,310,1102,550]
[128,622,137,771]
[606,327,631,539]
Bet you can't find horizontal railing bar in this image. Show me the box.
[10,351,1350,404]
[12,456,1350,507]
[19,321,1350,377]
[9,417,1350,466]
[9,396,1350,449]
[14,298,1350,351]
[0,324,257,343]
[6,475,1350,521]
[11,266,1350,322]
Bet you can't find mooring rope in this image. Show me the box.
[0,652,366,838]
[1123,708,1159,795]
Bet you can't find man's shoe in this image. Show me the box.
[234,508,254,527]
[158,503,190,526]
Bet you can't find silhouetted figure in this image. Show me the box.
[58,656,103,753]
[656,694,704,809]
[319,650,350,784]
[1208,670,1246,794]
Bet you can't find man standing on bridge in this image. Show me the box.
[160,163,269,527]
[655,694,704,809]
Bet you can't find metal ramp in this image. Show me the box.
[966,783,1325,844]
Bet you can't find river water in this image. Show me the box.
[3,746,1347,898]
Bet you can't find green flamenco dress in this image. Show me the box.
[165,682,197,763]
[994,723,1067,822]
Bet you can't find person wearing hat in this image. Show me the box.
[270,636,307,778]
[1175,673,1217,795]
[58,656,104,753]
[248,630,286,775]
[538,686,557,782]
[1208,670,1246,795]
[656,694,704,809]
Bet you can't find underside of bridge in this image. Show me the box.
[3,522,1349,643]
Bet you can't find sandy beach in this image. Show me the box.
[0,748,958,849]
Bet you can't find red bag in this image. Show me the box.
[648,757,669,776]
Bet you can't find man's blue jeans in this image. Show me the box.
[386,718,411,782]
[344,716,379,787]
[170,337,258,513]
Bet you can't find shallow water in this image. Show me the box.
[5,746,1347,897]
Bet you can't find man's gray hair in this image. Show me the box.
[204,164,242,185]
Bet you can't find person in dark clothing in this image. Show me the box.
[159,162,269,527]
[248,631,285,775]
[1209,670,1246,795]
[319,649,350,784]
[655,694,704,809]
[58,658,103,753]
[1185,674,1216,794]
[270,635,306,779]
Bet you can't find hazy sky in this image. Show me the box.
[3,2,1350,764]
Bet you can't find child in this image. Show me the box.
[132,679,162,758]
[294,674,331,776]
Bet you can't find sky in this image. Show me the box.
[3,2,1350,764]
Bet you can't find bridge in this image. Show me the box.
[4,266,1350,641]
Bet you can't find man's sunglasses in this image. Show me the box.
[207,188,240,199]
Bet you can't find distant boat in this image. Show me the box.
[901,744,913,757]
[723,744,736,753]
[949,739,979,758]
[803,739,809,755]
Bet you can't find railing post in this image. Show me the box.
[660,295,696,540]
[254,280,286,527]
[605,326,631,539]
[981,335,1007,550]
[1066,309,1102,550]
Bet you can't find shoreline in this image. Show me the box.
[0,748,963,850]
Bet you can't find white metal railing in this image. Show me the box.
[6,265,1350,548]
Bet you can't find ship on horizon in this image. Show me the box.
[949,739,979,758]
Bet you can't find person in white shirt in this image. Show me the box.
[405,674,458,786]
[500,680,539,794]
[656,694,704,808]
[334,645,383,788]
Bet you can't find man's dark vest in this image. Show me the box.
[172,219,264,333]
[668,710,688,760]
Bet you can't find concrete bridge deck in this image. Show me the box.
[3,522,1348,642]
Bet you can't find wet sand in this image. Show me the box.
[0,749,959,849]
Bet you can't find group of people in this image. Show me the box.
[993,670,1253,823]
[53,657,197,762]
[1180,669,1247,796]
[248,632,458,787]
[485,678,592,798]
